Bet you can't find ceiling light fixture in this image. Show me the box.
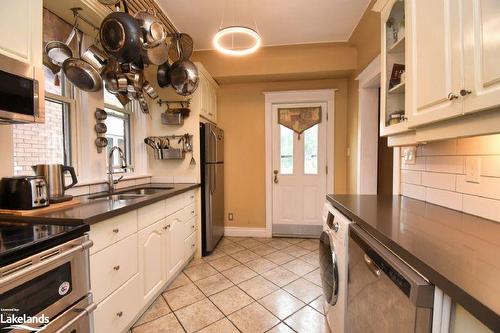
[213,26,261,56]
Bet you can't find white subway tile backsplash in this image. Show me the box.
[401,170,421,185]
[400,134,500,222]
[421,139,457,156]
[425,188,462,211]
[463,195,500,222]
[421,172,456,191]
[456,176,500,201]
[480,156,500,177]
[457,134,500,155]
[401,183,426,201]
[425,156,464,174]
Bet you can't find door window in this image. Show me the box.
[280,125,294,174]
[304,124,319,174]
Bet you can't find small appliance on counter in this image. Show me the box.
[0,176,49,210]
[32,164,78,203]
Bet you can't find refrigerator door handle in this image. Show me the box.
[210,129,217,162]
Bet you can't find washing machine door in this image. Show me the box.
[319,230,339,305]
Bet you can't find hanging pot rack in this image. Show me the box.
[70,7,99,31]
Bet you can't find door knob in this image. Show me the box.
[273,170,279,184]
[447,92,459,100]
[460,89,472,97]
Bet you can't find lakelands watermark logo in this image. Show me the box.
[1,308,49,332]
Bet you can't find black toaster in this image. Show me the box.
[0,176,49,210]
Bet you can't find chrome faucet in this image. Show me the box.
[108,146,134,193]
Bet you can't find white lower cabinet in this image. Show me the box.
[90,190,197,333]
[90,233,138,304]
[138,220,166,303]
[93,274,142,333]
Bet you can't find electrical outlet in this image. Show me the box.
[465,157,481,183]
[228,213,234,221]
[403,146,417,165]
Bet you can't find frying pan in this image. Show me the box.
[45,27,76,66]
[135,9,166,49]
[168,33,193,62]
[142,41,169,65]
[62,30,103,92]
[157,61,170,88]
[100,0,142,64]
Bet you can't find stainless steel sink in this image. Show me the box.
[119,187,173,195]
[88,187,173,200]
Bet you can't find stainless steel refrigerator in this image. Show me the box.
[200,123,224,255]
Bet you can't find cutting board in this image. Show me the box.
[0,199,80,216]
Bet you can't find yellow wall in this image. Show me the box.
[346,1,381,193]
[217,79,348,228]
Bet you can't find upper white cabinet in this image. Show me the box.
[0,0,42,66]
[462,0,500,115]
[406,0,463,127]
[375,0,500,144]
[196,63,219,124]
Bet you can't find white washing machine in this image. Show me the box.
[320,202,351,333]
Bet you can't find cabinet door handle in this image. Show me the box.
[273,170,279,184]
[447,92,459,100]
[112,228,119,233]
[113,265,120,271]
[116,311,123,317]
[460,89,472,97]
[363,254,381,277]
[163,224,171,230]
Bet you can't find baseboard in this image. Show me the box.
[224,227,268,238]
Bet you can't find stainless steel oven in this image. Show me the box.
[0,235,94,332]
[347,224,434,333]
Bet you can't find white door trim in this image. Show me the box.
[356,55,381,194]
[264,89,336,238]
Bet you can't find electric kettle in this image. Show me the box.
[32,164,78,203]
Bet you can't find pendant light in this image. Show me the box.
[213,0,261,56]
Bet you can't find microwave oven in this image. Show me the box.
[0,54,40,124]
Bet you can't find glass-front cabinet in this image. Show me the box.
[380,0,410,137]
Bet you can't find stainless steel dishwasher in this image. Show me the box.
[347,224,434,333]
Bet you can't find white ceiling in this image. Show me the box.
[156,0,371,50]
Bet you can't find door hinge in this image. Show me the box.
[326,165,328,175]
[326,113,328,121]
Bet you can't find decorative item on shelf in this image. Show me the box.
[389,64,405,90]
[387,110,406,126]
[94,108,108,153]
[144,133,193,160]
[158,99,191,125]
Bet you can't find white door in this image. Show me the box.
[406,0,463,127]
[463,0,500,114]
[272,103,327,237]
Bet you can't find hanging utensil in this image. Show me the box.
[95,122,108,134]
[142,41,169,65]
[135,9,167,49]
[81,44,108,74]
[142,80,158,99]
[168,59,199,96]
[63,30,103,92]
[115,93,130,106]
[95,137,108,149]
[144,137,156,149]
[137,92,149,113]
[168,33,193,62]
[95,108,108,120]
[157,61,171,88]
[45,26,77,67]
[99,0,142,64]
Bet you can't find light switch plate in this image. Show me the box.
[465,157,481,183]
[402,146,417,165]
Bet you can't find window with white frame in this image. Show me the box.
[104,87,132,169]
[12,68,74,175]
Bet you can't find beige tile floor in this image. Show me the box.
[131,236,330,333]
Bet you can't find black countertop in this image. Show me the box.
[0,183,200,225]
[327,194,500,331]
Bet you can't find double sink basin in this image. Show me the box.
[88,186,174,201]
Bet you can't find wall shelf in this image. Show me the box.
[388,36,405,54]
[388,81,406,94]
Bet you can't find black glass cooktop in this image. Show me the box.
[0,221,89,266]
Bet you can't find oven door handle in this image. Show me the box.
[0,240,93,285]
[53,302,97,333]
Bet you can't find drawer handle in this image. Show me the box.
[191,210,195,215]
[113,265,120,271]
[112,228,119,234]
[191,225,195,229]
[164,224,171,230]
[116,311,123,317]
